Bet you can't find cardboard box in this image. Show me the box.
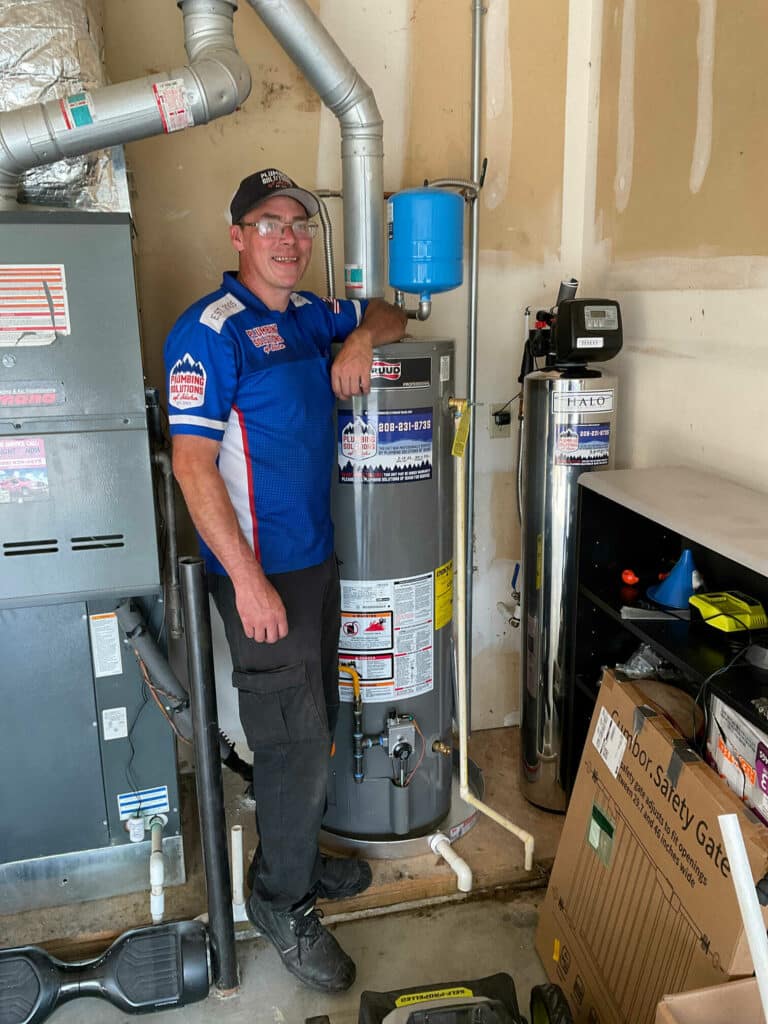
[707,693,768,827]
[535,669,768,1024]
[655,978,763,1022]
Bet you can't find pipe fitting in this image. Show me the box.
[432,740,452,756]
[0,0,251,208]
[429,832,473,893]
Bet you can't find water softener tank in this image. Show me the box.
[388,189,463,301]
[326,340,455,838]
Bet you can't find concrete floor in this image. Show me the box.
[50,891,547,1023]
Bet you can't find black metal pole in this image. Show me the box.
[178,557,239,993]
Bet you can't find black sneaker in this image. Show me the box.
[246,854,372,900]
[315,856,373,900]
[246,893,356,993]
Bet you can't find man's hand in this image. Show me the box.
[231,564,288,643]
[332,330,374,398]
[331,298,407,398]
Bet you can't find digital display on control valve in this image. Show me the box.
[553,298,623,365]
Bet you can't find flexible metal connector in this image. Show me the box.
[0,0,251,208]
[245,0,384,297]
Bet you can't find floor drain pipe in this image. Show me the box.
[149,816,167,925]
[430,832,473,893]
[230,825,248,923]
[450,400,535,872]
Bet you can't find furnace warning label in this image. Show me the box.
[0,265,71,343]
[339,573,434,703]
[338,408,433,484]
[554,422,610,466]
[0,437,49,504]
[89,613,123,679]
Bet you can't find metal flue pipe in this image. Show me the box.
[0,0,251,208]
[244,0,384,298]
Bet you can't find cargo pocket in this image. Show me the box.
[233,663,324,746]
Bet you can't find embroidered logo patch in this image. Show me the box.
[246,324,286,354]
[169,354,207,409]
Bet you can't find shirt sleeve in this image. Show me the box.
[318,296,369,347]
[163,312,240,441]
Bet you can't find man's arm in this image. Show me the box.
[331,298,407,399]
[172,435,288,643]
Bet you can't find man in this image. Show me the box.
[164,168,406,993]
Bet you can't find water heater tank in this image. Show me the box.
[326,340,455,839]
[388,189,463,302]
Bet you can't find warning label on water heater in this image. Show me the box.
[339,572,434,703]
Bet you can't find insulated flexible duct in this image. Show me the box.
[0,0,251,208]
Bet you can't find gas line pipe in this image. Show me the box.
[450,398,535,872]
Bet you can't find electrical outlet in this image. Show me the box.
[489,404,512,439]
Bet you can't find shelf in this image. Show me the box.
[581,584,737,683]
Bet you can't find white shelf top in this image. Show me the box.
[580,467,768,577]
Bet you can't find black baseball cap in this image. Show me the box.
[230,168,319,224]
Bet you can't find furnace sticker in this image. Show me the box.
[0,437,49,504]
[0,380,63,409]
[0,264,71,343]
[89,612,123,679]
[169,354,207,409]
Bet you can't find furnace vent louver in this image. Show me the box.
[71,534,125,551]
[3,539,59,556]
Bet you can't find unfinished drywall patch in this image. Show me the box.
[596,0,768,262]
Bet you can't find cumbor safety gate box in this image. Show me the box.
[536,669,768,1024]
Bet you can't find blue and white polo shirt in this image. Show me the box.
[164,272,366,576]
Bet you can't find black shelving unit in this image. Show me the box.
[563,467,768,795]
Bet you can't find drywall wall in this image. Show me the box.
[583,0,768,489]
[103,0,569,733]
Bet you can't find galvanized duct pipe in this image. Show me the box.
[244,0,384,298]
[0,0,251,209]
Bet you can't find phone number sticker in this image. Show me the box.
[339,408,433,484]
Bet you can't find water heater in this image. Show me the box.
[326,340,455,838]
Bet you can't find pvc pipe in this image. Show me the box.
[230,825,249,923]
[149,818,166,925]
[451,400,536,871]
[430,832,473,893]
[718,814,768,1023]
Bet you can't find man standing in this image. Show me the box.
[165,168,406,992]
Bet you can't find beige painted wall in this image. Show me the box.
[102,0,566,733]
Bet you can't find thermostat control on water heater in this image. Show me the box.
[550,298,623,364]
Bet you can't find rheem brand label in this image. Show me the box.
[552,389,614,415]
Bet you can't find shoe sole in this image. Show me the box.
[245,899,356,994]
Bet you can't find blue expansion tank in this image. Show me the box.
[388,188,463,302]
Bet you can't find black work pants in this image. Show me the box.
[209,554,340,910]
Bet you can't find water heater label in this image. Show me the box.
[554,422,610,466]
[338,408,433,484]
[370,357,432,390]
[552,389,614,414]
[339,573,435,703]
